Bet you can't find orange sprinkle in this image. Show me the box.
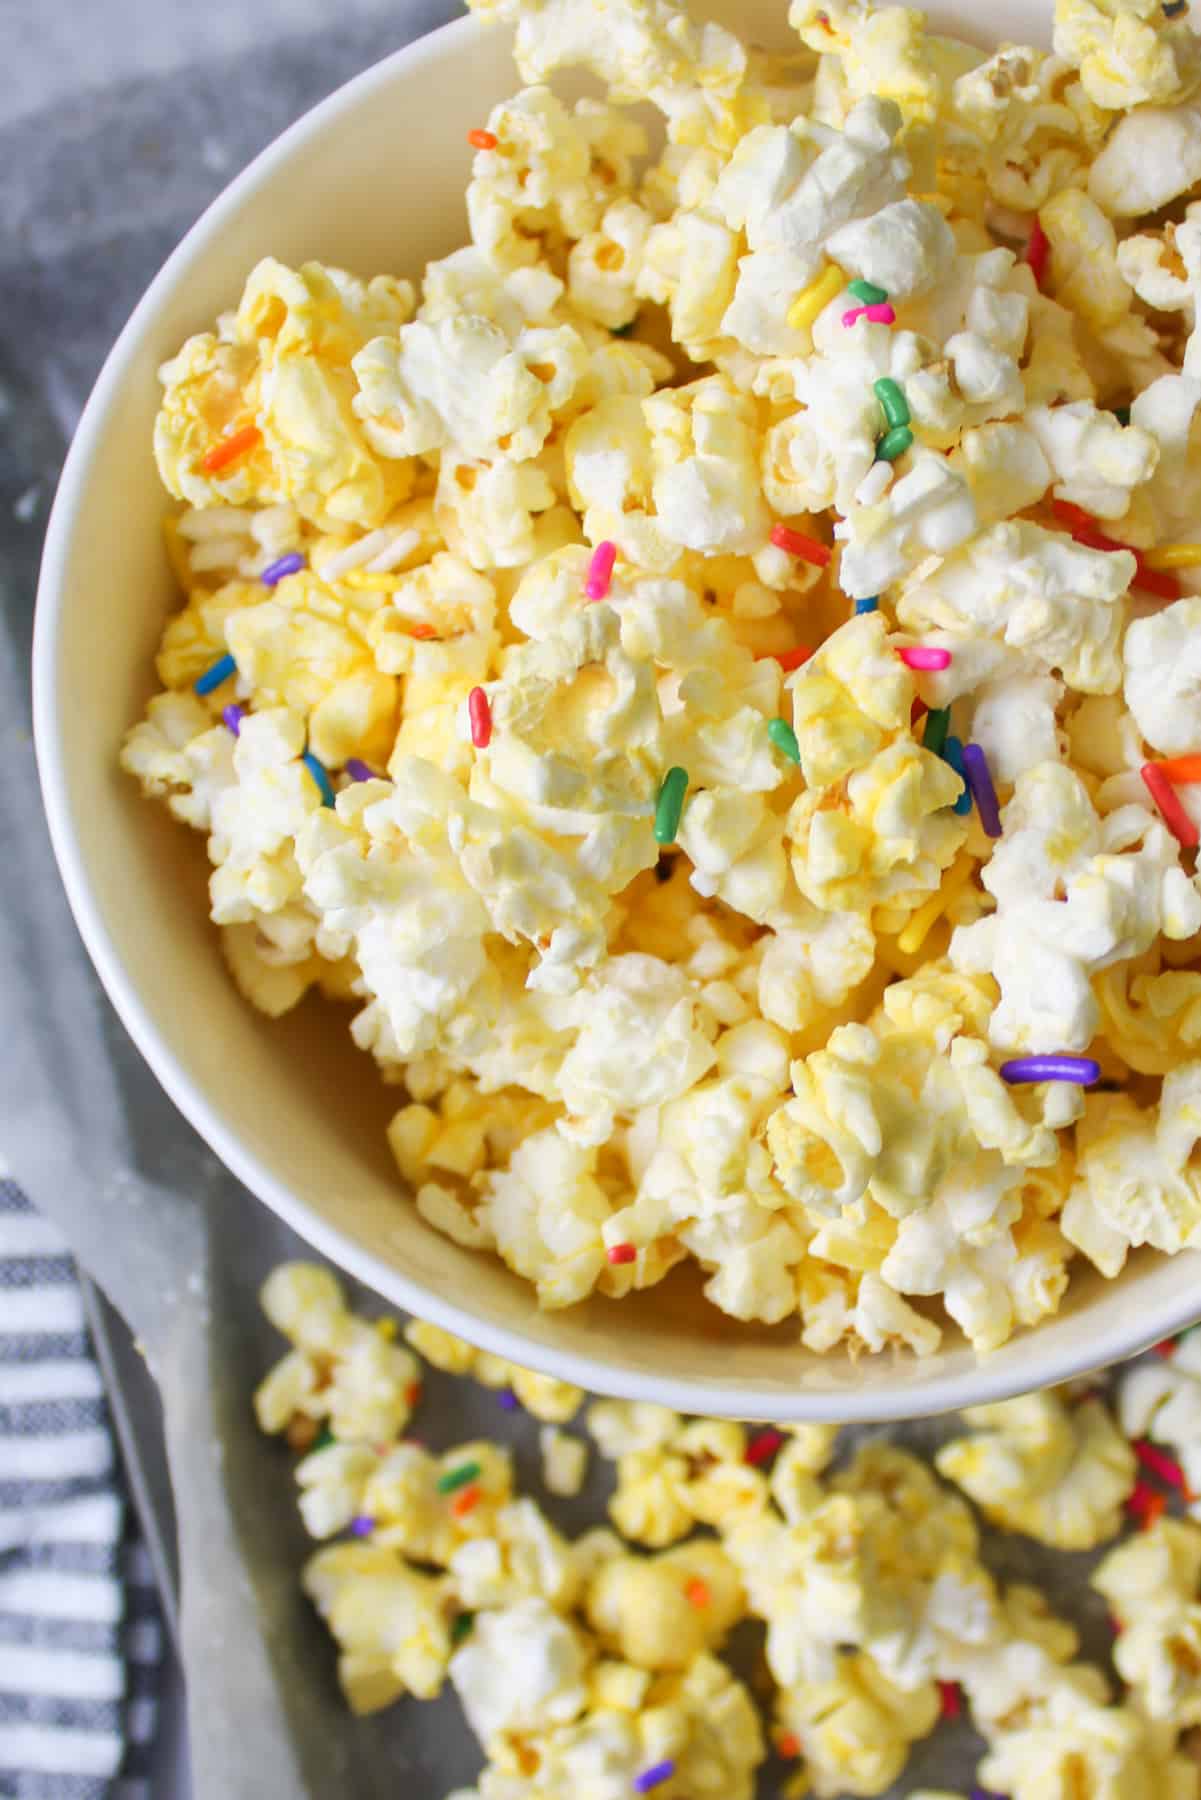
[758,645,813,672]
[1141,762,1199,849]
[451,1483,483,1517]
[406,1381,423,1408]
[1143,1490,1168,1529]
[770,522,832,566]
[685,1578,711,1610]
[1152,755,1201,784]
[467,128,498,150]
[407,622,438,640]
[776,1733,801,1761]
[201,424,261,473]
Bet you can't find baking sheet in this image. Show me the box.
[0,3,1149,1795]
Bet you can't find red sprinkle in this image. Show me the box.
[201,424,261,473]
[1154,1337,1179,1358]
[770,523,832,567]
[467,128,498,150]
[1135,1439,1188,1492]
[777,1733,802,1761]
[451,1483,483,1518]
[1108,1612,1123,1636]
[1141,762,1199,849]
[1026,216,1050,291]
[938,1681,961,1720]
[911,698,928,726]
[468,686,492,749]
[607,1243,637,1265]
[1127,1479,1167,1526]
[406,1381,423,1408]
[1050,501,1181,600]
[745,1429,786,1467]
[759,645,814,672]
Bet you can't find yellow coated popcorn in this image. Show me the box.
[129,0,1201,1361]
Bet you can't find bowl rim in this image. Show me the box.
[32,8,1201,1421]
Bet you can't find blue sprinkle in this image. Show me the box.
[854,596,879,614]
[302,752,336,808]
[498,1388,520,1412]
[943,736,973,815]
[194,652,237,696]
[261,551,306,587]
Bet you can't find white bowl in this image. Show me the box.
[33,0,1201,1421]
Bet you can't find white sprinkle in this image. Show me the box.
[854,460,894,508]
[317,526,406,582]
[366,527,421,572]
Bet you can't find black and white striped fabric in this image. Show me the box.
[0,1175,161,1800]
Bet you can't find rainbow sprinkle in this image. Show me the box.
[770,522,831,566]
[451,1484,482,1518]
[498,1389,519,1411]
[873,377,910,429]
[898,645,951,672]
[847,279,888,305]
[1141,762,1199,849]
[261,551,305,587]
[634,1761,676,1793]
[922,706,950,756]
[1145,543,1201,570]
[942,735,973,815]
[1000,1055,1101,1085]
[584,540,617,601]
[194,653,236,696]
[767,717,801,764]
[348,1515,375,1538]
[467,127,498,149]
[1026,216,1049,291]
[1134,1439,1189,1493]
[876,424,913,461]
[302,752,336,808]
[450,1611,475,1645]
[654,767,689,845]
[938,1681,961,1720]
[201,424,261,473]
[962,742,1002,837]
[854,596,879,614]
[607,1243,637,1265]
[685,1578,711,1609]
[437,1461,482,1495]
[787,262,847,333]
[221,704,245,736]
[468,686,492,749]
[843,301,897,327]
[745,1429,785,1467]
[345,758,378,783]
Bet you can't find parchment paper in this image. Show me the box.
[0,5,1142,1796]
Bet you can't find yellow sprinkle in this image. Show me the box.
[1144,543,1201,570]
[375,1317,399,1341]
[896,852,975,956]
[787,262,847,333]
[344,570,402,591]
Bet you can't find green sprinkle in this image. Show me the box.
[611,318,638,337]
[654,767,689,845]
[922,706,951,757]
[873,377,910,430]
[1113,405,1131,426]
[450,1611,476,1645]
[437,1460,483,1495]
[314,1425,336,1452]
[767,717,801,764]
[943,735,973,815]
[848,279,888,305]
[875,425,914,463]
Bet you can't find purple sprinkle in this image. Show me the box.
[1000,1055,1101,1086]
[261,551,306,587]
[349,1515,375,1538]
[634,1763,675,1794]
[345,758,378,783]
[962,742,1002,838]
[498,1388,519,1412]
[971,1791,1010,1800]
[222,704,245,736]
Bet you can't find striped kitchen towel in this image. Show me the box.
[0,1175,162,1800]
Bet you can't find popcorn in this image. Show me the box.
[302,1542,451,1714]
[774,1651,940,1798]
[134,0,1201,1356]
[1094,1518,1201,1730]
[450,1597,591,1748]
[540,1427,589,1497]
[584,1540,743,1668]
[1118,1332,1201,1513]
[935,1392,1136,1550]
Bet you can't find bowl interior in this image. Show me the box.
[34,0,1201,1420]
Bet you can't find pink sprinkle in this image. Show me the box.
[1135,1439,1188,1492]
[898,645,952,671]
[745,1429,785,1467]
[607,1243,637,1265]
[584,540,617,601]
[842,302,896,327]
[468,686,492,749]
